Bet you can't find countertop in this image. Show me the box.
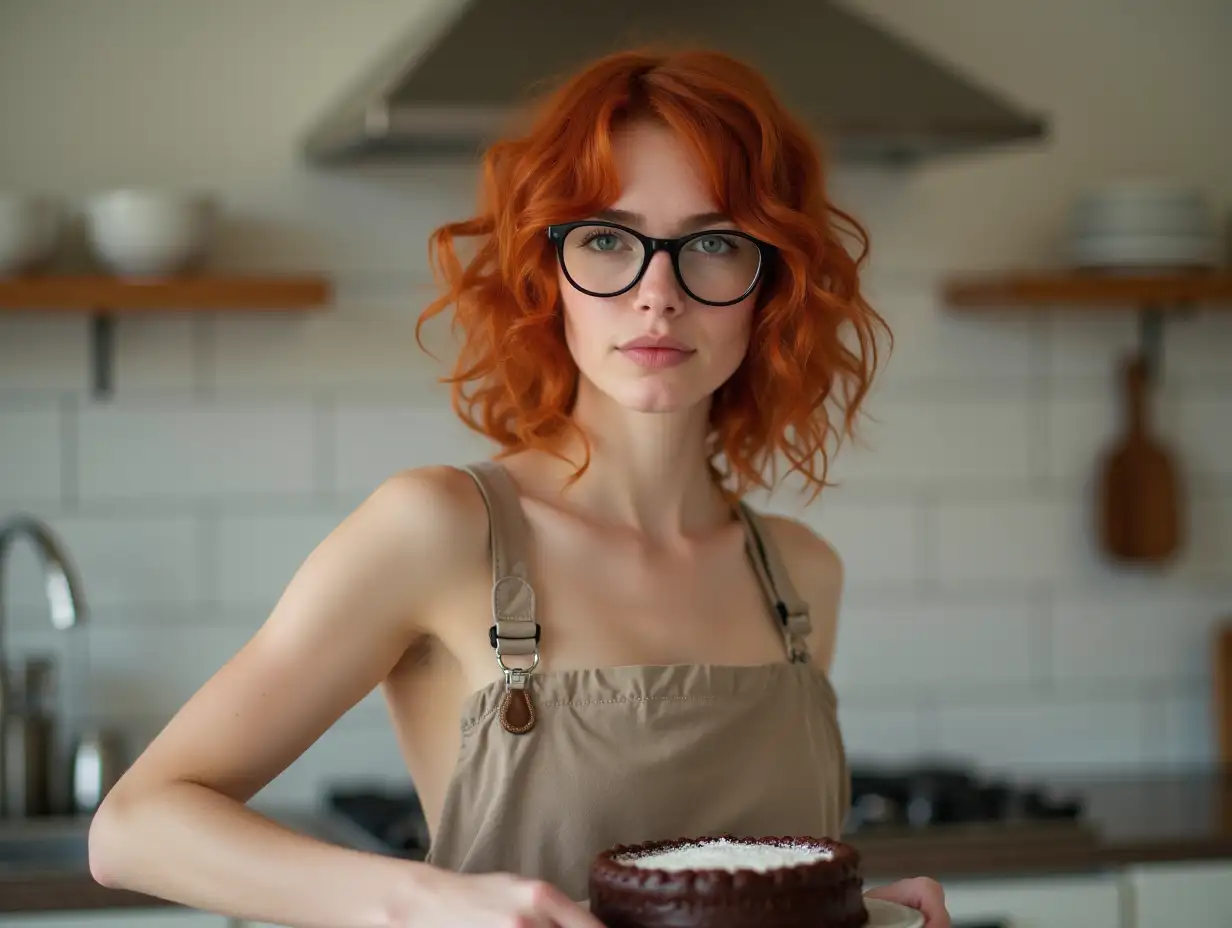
[0,806,387,913]
[3,769,1230,912]
[853,767,1232,881]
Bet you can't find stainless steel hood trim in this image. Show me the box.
[303,0,1048,166]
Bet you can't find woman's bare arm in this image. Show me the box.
[88,467,488,927]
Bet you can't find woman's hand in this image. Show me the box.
[411,869,605,928]
[866,877,950,927]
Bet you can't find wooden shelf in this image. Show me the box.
[0,274,332,312]
[0,274,332,397]
[943,271,1232,309]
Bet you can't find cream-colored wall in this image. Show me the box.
[1,0,1229,803]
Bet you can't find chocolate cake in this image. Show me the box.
[588,835,869,928]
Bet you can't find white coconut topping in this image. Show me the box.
[623,839,833,873]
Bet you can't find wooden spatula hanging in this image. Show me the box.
[1097,353,1184,564]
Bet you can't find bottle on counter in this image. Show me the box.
[2,655,56,817]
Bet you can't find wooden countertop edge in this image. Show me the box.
[0,873,174,912]
[859,836,1232,881]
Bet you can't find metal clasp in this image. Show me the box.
[503,667,529,690]
[497,651,539,690]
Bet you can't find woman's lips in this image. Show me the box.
[618,335,694,368]
[620,346,695,368]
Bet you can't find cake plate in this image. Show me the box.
[866,897,926,928]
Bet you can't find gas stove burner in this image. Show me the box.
[844,760,1084,832]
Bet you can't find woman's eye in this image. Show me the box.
[692,235,733,254]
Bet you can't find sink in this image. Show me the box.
[0,808,395,874]
[0,818,92,871]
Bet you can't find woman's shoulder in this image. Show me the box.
[361,464,491,557]
[755,512,843,668]
[756,512,842,579]
[326,465,493,617]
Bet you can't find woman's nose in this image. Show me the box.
[633,250,685,315]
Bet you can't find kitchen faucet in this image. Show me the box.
[0,513,88,818]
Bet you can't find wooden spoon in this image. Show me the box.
[1097,354,1183,564]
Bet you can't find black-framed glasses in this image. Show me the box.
[546,220,774,307]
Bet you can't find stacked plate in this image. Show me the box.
[1066,180,1221,271]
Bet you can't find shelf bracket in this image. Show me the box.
[1137,306,1165,383]
[90,313,116,399]
[1137,296,1202,384]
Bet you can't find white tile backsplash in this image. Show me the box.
[0,404,64,504]
[933,694,1154,772]
[88,624,254,718]
[830,396,1038,489]
[331,401,496,494]
[934,497,1074,587]
[252,722,410,805]
[76,401,319,501]
[1044,390,1184,486]
[832,594,1044,697]
[1051,589,1230,688]
[1179,488,1232,582]
[1156,690,1218,769]
[1045,312,1144,386]
[113,315,200,394]
[214,511,344,606]
[759,494,922,589]
[211,313,439,394]
[836,703,934,763]
[1178,394,1232,479]
[0,316,89,392]
[1166,314,1232,385]
[864,284,1042,389]
[4,512,203,620]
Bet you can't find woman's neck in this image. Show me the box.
[532,378,731,538]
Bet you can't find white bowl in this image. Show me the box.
[1069,181,1216,238]
[0,194,63,275]
[82,189,217,277]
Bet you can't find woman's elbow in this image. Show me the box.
[88,789,137,888]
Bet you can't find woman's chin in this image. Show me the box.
[576,366,723,416]
[613,382,704,414]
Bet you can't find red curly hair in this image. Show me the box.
[417,47,889,499]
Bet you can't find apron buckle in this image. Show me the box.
[503,666,531,690]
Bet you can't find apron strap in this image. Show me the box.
[735,502,813,664]
[458,462,541,678]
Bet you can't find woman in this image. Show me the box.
[89,47,949,928]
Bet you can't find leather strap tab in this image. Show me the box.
[499,687,536,734]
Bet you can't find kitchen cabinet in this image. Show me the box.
[938,872,1124,928]
[1124,860,1232,928]
[2,912,227,928]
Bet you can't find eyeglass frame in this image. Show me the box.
[545,219,776,307]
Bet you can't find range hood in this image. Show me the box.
[303,0,1047,167]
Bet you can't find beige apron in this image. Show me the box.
[425,461,851,902]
